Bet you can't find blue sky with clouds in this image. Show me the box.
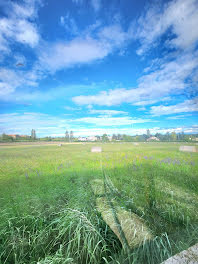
[0,0,198,137]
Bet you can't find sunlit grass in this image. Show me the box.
[0,142,197,263]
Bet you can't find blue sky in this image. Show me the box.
[0,0,198,137]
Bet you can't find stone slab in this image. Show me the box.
[91,146,102,152]
[162,243,198,264]
[179,146,197,152]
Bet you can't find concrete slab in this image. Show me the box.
[162,243,198,264]
[179,146,197,152]
[91,146,102,153]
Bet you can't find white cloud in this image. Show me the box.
[0,112,71,136]
[72,88,169,106]
[0,112,151,136]
[72,51,198,106]
[10,0,40,19]
[0,68,25,96]
[0,34,9,53]
[15,20,39,47]
[64,106,81,111]
[88,109,128,115]
[137,107,146,111]
[148,126,198,135]
[134,97,171,106]
[52,125,198,137]
[166,114,192,120]
[39,37,110,72]
[39,23,130,72]
[0,0,40,55]
[0,82,93,102]
[150,97,198,116]
[1,0,197,109]
[0,0,45,100]
[71,0,198,109]
[134,0,198,55]
[98,24,129,47]
[60,14,79,35]
[0,82,14,97]
[0,84,56,101]
[3,45,197,105]
[0,66,43,97]
[73,89,126,106]
[74,116,153,126]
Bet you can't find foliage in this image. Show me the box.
[102,134,109,142]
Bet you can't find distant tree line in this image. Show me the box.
[0,133,31,142]
[110,132,197,142]
[0,129,197,142]
[110,131,197,142]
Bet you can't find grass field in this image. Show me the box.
[0,142,198,264]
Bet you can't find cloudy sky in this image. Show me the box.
[0,0,198,137]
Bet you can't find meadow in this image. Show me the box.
[0,142,198,264]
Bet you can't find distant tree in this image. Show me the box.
[65,130,69,142]
[96,135,101,141]
[1,133,13,141]
[138,134,147,141]
[171,132,177,141]
[44,136,52,141]
[117,134,123,140]
[123,134,133,141]
[31,129,36,140]
[102,134,109,142]
[112,134,117,140]
[181,131,185,141]
[70,131,74,142]
[165,132,170,141]
[147,129,151,137]
[155,133,163,141]
[184,134,190,142]
[122,134,128,141]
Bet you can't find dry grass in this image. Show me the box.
[91,179,153,249]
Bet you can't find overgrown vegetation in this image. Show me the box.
[0,142,198,263]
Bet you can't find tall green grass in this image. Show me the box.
[0,142,198,263]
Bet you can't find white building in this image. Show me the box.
[78,136,98,141]
[87,136,98,141]
[147,136,160,141]
[78,137,87,141]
